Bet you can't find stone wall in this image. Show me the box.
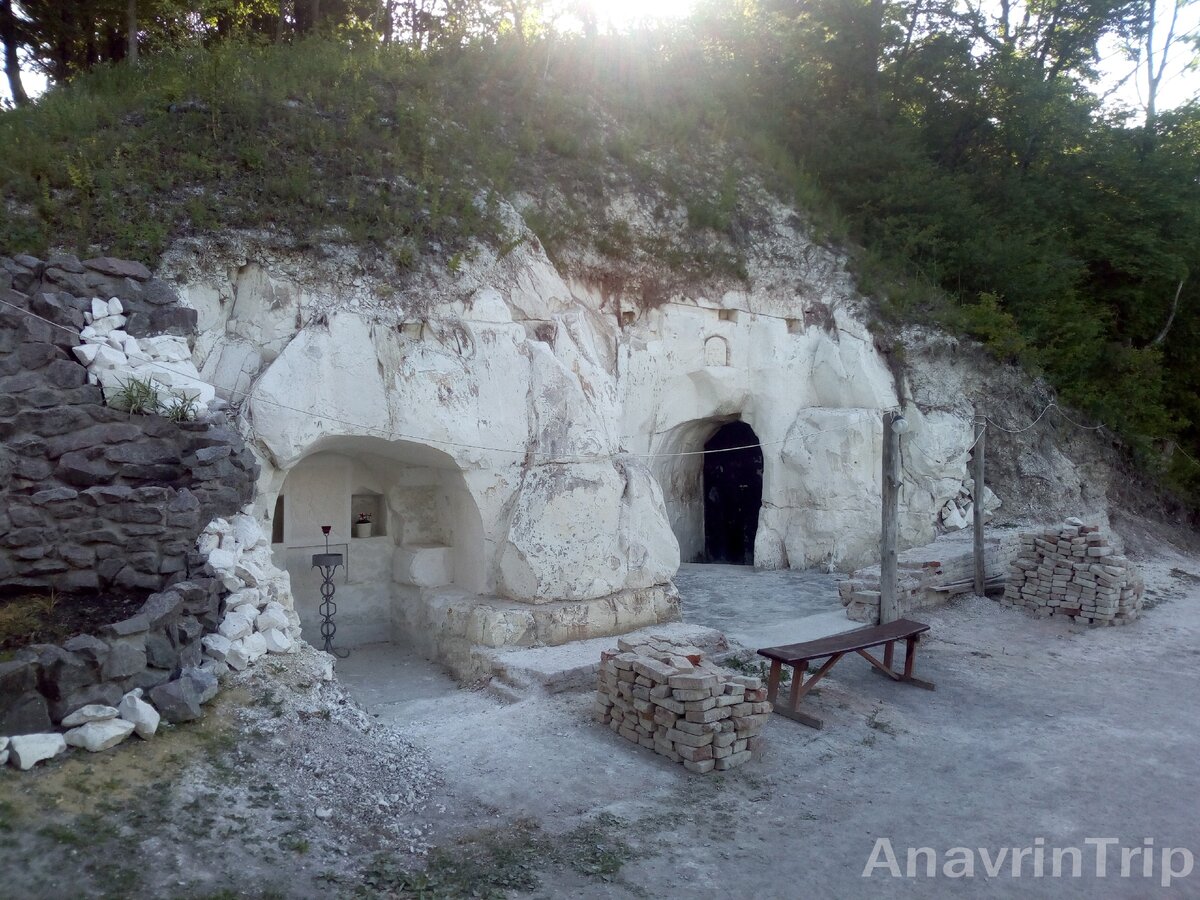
[0,253,264,739]
[0,253,258,596]
[1000,522,1144,626]
[594,634,770,774]
[0,578,226,736]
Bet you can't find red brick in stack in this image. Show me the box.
[1001,521,1144,626]
[594,635,770,774]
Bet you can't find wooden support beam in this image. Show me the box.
[880,411,901,624]
[973,408,986,596]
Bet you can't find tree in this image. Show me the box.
[0,0,28,106]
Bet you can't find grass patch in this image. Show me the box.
[355,814,638,897]
[0,37,764,300]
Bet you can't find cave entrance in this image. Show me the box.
[703,421,763,565]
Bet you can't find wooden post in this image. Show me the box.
[972,408,986,596]
[880,411,901,624]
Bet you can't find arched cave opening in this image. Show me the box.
[703,421,763,565]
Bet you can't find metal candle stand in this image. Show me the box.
[312,525,349,659]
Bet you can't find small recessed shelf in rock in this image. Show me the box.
[350,492,386,538]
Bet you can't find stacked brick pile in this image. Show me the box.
[594,635,770,774]
[1001,522,1144,626]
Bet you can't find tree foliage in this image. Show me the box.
[1,0,1200,498]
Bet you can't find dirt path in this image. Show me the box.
[3,545,1200,898]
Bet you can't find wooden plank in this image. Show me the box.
[880,411,901,624]
[973,408,986,596]
[855,648,900,680]
[788,662,806,709]
[758,618,930,664]
[766,659,782,704]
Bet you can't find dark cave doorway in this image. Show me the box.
[702,421,763,565]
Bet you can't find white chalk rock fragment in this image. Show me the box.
[262,628,292,654]
[196,531,220,555]
[943,507,968,530]
[90,344,127,372]
[256,603,289,633]
[206,547,238,575]
[225,640,251,671]
[91,297,109,320]
[72,343,100,365]
[61,704,120,727]
[218,609,254,641]
[106,297,123,316]
[230,515,263,549]
[118,692,160,740]
[65,718,136,752]
[206,518,231,536]
[241,631,268,662]
[201,633,232,661]
[226,588,262,612]
[234,560,264,588]
[8,733,67,770]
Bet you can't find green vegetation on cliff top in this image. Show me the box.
[1,6,1199,504]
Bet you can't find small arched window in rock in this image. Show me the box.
[703,335,730,367]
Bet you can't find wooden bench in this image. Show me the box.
[757,618,935,729]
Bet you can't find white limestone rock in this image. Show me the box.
[65,718,136,752]
[106,297,123,316]
[91,297,109,321]
[225,588,262,612]
[201,633,232,661]
[241,633,267,662]
[90,344,127,372]
[230,514,264,549]
[8,733,66,770]
[72,343,100,365]
[255,603,288,633]
[217,609,254,641]
[118,692,160,739]
[225,640,251,671]
[262,628,292,654]
[61,704,119,727]
[206,547,238,575]
[206,517,231,536]
[196,531,220,555]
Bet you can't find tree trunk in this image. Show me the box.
[126,0,138,65]
[382,0,395,44]
[0,0,28,106]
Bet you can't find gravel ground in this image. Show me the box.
[3,536,1200,898]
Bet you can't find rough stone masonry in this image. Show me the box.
[594,635,770,774]
[1001,521,1144,626]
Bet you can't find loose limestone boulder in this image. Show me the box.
[118,691,160,740]
[65,718,136,752]
[61,704,119,727]
[8,733,67,770]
